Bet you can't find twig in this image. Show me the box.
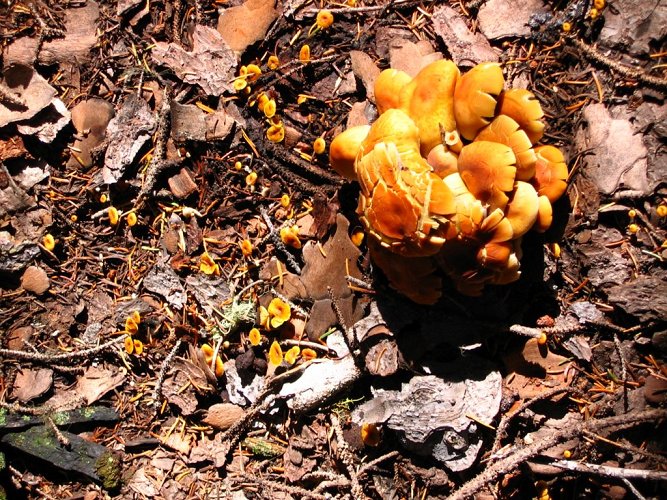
[491,387,583,454]
[218,392,277,467]
[448,409,667,500]
[0,335,127,363]
[567,36,667,90]
[613,333,629,412]
[260,208,301,274]
[358,451,400,476]
[331,413,365,499]
[46,416,71,448]
[151,339,183,410]
[582,430,667,465]
[622,477,647,500]
[234,472,327,500]
[549,459,667,482]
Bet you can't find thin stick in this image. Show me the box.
[549,459,667,482]
[448,409,667,500]
[0,335,127,362]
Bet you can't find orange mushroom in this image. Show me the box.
[374,68,412,114]
[532,145,568,202]
[497,89,545,144]
[399,59,460,156]
[533,195,554,233]
[457,141,517,212]
[427,144,458,178]
[474,115,537,181]
[329,125,370,179]
[502,181,540,240]
[453,62,505,140]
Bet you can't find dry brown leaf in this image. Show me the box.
[349,51,381,102]
[12,368,53,402]
[478,0,548,39]
[576,103,649,196]
[388,39,441,77]
[76,364,127,405]
[152,25,236,96]
[300,213,361,300]
[503,338,574,400]
[4,2,99,66]
[68,99,115,168]
[217,0,279,53]
[0,64,57,128]
[431,5,498,64]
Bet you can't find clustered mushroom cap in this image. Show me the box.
[330,59,569,304]
[398,59,460,156]
[374,68,412,114]
[453,62,505,141]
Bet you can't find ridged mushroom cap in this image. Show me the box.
[458,140,517,212]
[398,59,460,156]
[532,145,568,203]
[361,109,427,172]
[497,89,545,144]
[454,62,505,141]
[533,195,554,233]
[329,125,370,179]
[474,114,537,181]
[374,68,412,114]
[503,181,540,239]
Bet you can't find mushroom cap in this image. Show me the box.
[532,145,568,203]
[374,68,412,114]
[361,109,427,171]
[479,207,514,243]
[368,239,442,304]
[442,173,485,239]
[477,241,512,270]
[490,251,521,285]
[474,114,537,181]
[357,142,452,256]
[427,144,458,178]
[399,59,460,156]
[533,195,554,233]
[497,89,545,144]
[503,181,540,239]
[458,140,517,212]
[329,125,370,179]
[454,62,505,141]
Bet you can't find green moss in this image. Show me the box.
[52,411,70,426]
[0,408,6,426]
[95,452,122,490]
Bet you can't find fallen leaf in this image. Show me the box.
[20,265,50,295]
[152,25,236,96]
[349,51,381,102]
[68,99,115,168]
[478,0,548,39]
[217,0,279,54]
[4,2,100,67]
[388,39,441,77]
[170,102,235,142]
[431,5,499,65]
[576,103,649,196]
[0,64,57,128]
[12,368,53,402]
[103,94,156,184]
[300,213,362,300]
[503,338,573,400]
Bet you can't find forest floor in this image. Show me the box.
[0,0,666,499]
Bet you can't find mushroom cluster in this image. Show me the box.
[330,59,568,304]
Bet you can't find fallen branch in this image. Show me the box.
[449,409,667,500]
[549,459,667,482]
[0,335,127,363]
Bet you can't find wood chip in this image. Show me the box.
[168,168,198,199]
